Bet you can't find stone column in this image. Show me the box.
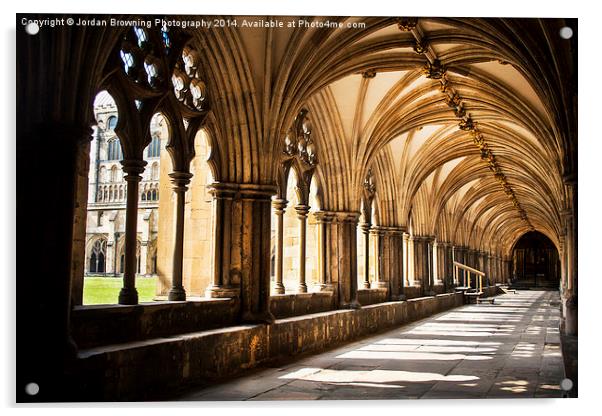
[561,202,577,335]
[295,204,310,293]
[167,172,192,301]
[314,211,335,291]
[238,184,277,323]
[328,212,361,309]
[371,227,388,289]
[411,235,434,296]
[443,242,453,291]
[455,246,467,285]
[377,227,405,300]
[487,254,494,285]
[205,183,239,298]
[271,198,287,294]
[403,232,410,287]
[433,241,444,285]
[501,256,505,283]
[361,221,372,288]
[118,159,146,305]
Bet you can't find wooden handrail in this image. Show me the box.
[453,261,485,276]
[453,261,486,293]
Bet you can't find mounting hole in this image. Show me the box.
[559,26,573,40]
[25,22,40,36]
[560,378,573,391]
[25,382,39,396]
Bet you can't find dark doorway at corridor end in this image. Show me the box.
[511,231,560,289]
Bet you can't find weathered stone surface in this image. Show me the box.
[176,290,564,401]
[73,293,463,400]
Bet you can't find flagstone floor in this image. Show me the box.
[178,290,565,401]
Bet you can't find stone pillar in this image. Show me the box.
[455,246,467,285]
[238,184,277,323]
[434,241,445,285]
[17,120,92,400]
[361,221,372,288]
[411,235,434,296]
[443,242,453,291]
[205,183,239,298]
[167,172,192,301]
[496,257,512,284]
[484,252,492,285]
[296,204,310,293]
[384,227,405,300]
[561,202,577,335]
[271,198,287,294]
[328,212,361,309]
[118,159,146,305]
[371,227,388,289]
[314,211,335,291]
[403,232,410,287]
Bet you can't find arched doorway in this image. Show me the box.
[511,231,560,288]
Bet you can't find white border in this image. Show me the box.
[2,0,598,414]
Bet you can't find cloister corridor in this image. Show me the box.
[178,291,563,400]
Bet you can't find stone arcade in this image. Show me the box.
[16,15,577,401]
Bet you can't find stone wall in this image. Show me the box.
[72,298,239,349]
[404,285,423,299]
[270,292,335,319]
[73,293,464,401]
[357,288,388,305]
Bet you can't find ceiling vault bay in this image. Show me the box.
[179,16,574,257]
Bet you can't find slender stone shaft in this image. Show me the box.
[272,199,287,294]
[118,159,146,305]
[168,172,192,301]
[296,204,310,293]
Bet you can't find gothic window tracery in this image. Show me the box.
[172,45,208,111]
[89,238,107,274]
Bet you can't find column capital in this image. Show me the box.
[294,204,310,218]
[329,211,360,223]
[238,183,278,200]
[271,198,288,212]
[313,210,335,223]
[361,222,373,234]
[409,235,432,243]
[208,182,278,200]
[121,159,147,177]
[169,171,193,191]
[378,226,406,236]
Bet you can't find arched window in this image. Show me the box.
[147,135,161,158]
[107,139,123,161]
[152,189,157,201]
[107,116,118,131]
[89,239,107,273]
[151,162,159,180]
[99,166,106,183]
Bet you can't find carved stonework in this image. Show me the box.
[422,59,446,79]
[172,45,209,112]
[284,110,317,167]
[363,168,376,200]
[413,40,427,54]
[362,70,377,79]
[458,116,475,131]
[397,17,418,31]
